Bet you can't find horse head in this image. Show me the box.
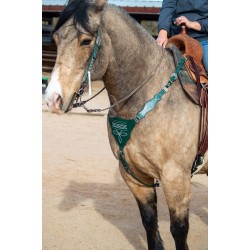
[45,0,107,114]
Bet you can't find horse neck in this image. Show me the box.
[101,6,166,115]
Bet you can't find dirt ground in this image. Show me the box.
[42,80,208,250]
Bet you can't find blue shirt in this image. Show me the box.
[158,0,208,42]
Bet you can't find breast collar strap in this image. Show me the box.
[109,56,186,187]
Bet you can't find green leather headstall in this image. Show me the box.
[108,56,186,187]
[74,29,102,106]
[82,29,101,85]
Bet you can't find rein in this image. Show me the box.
[73,29,164,112]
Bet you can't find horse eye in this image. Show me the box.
[80,39,92,46]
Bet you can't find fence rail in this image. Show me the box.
[42,44,57,72]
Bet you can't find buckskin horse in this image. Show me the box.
[45,0,208,249]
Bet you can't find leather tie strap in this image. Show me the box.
[186,55,208,156]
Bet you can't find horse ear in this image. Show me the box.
[87,0,107,31]
[91,0,107,8]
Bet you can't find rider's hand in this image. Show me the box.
[174,16,201,31]
[156,29,168,48]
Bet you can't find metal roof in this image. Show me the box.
[42,0,162,8]
[42,0,67,5]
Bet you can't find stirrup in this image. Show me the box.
[191,155,204,177]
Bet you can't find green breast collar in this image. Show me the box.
[108,56,186,187]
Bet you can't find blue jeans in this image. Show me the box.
[200,40,208,73]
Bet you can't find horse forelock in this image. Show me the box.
[54,0,104,35]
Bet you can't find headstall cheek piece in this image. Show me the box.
[74,29,102,105]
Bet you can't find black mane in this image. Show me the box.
[53,0,103,35]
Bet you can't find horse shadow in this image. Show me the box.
[58,168,207,249]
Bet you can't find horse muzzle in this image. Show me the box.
[45,89,77,114]
[45,91,64,114]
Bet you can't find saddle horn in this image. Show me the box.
[181,25,187,35]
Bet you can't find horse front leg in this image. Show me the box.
[119,163,164,250]
[162,173,191,250]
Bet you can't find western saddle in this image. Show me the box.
[167,26,208,165]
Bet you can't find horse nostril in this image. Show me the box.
[55,94,61,103]
[53,93,62,109]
